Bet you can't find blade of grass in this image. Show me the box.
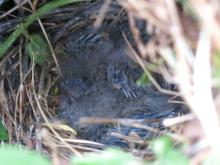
[0,0,88,57]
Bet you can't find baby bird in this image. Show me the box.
[107,64,137,99]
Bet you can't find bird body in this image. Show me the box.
[56,0,185,146]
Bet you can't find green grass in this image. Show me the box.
[0,137,190,165]
[0,0,88,58]
[0,145,50,165]
[0,122,8,141]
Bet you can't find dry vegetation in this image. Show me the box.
[0,0,220,164]
[120,0,220,163]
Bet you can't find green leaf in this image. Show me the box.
[213,50,220,88]
[26,34,48,65]
[214,50,220,71]
[71,148,143,165]
[0,145,50,165]
[151,136,172,157]
[50,86,60,95]
[0,0,89,58]
[136,72,150,87]
[177,0,197,18]
[150,136,189,165]
[0,122,8,141]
